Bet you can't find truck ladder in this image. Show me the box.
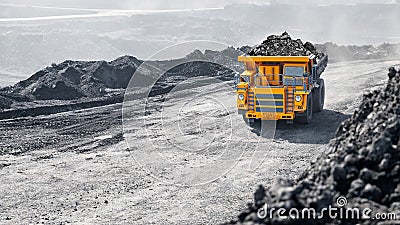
[285,86,295,113]
[248,91,255,111]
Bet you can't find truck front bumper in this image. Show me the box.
[244,111,294,120]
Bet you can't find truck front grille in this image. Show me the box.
[255,94,284,113]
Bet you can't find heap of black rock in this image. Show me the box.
[247,32,325,58]
[225,67,400,225]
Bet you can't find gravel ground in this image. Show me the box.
[0,59,399,224]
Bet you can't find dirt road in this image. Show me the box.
[0,59,399,224]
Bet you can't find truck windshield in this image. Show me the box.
[284,66,304,77]
[240,76,249,83]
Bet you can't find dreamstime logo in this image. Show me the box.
[257,196,397,221]
[121,40,277,186]
[336,196,347,207]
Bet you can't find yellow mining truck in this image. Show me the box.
[235,54,328,124]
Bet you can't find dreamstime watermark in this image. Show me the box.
[257,196,397,221]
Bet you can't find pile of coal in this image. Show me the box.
[225,67,400,225]
[0,56,144,101]
[0,47,244,108]
[0,95,12,109]
[247,32,325,58]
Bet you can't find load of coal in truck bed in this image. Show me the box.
[247,32,325,58]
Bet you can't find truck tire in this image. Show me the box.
[313,79,325,113]
[296,93,313,124]
[243,114,255,128]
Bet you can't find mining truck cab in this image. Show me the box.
[236,55,327,124]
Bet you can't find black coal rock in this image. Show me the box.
[359,168,374,183]
[254,185,266,207]
[349,179,365,196]
[388,67,397,79]
[361,184,382,202]
[332,165,346,182]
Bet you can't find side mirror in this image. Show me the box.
[234,73,240,88]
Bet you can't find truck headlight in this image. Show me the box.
[238,94,245,100]
[295,95,302,102]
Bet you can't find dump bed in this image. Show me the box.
[315,55,328,76]
[238,54,328,80]
[238,55,314,63]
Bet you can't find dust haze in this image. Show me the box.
[0,0,400,86]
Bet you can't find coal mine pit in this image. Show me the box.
[225,67,400,225]
[3,1,400,223]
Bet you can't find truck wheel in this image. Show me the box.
[296,93,313,124]
[242,115,255,128]
[313,79,325,112]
